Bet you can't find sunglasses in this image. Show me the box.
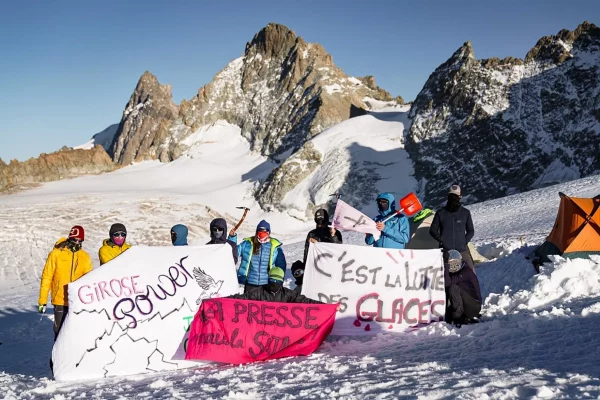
[293,269,304,278]
[112,232,126,238]
[268,278,282,284]
[70,238,82,244]
[211,227,224,232]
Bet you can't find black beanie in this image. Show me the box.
[109,223,127,237]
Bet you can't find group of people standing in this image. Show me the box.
[38,184,483,346]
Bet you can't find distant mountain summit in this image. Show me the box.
[407,21,600,206]
[109,23,396,165]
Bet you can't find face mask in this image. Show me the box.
[211,228,224,240]
[67,239,82,253]
[315,217,326,226]
[171,231,177,245]
[377,200,389,212]
[448,259,463,273]
[267,279,283,293]
[113,236,126,246]
[257,231,270,243]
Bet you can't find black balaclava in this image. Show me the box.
[66,238,82,253]
[209,218,228,243]
[291,261,305,285]
[267,279,283,294]
[445,194,461,213]
[314,209,330,227]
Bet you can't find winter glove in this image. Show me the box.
[38,304,47,314]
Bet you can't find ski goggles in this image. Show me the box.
[112,232,126,238]
[293,269,304,278]
[268,277,283,284]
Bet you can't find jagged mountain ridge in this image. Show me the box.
[110,23,396,165]
[407,21,600,206]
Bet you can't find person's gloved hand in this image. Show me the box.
[38,304,47,314]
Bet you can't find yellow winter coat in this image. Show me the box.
[38,238,93,306]
[99,239,131,265]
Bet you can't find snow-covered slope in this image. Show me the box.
[75,124,119,152]
[2,162,600,397]
[258,105,416,217]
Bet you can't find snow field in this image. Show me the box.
[1,117,600,397]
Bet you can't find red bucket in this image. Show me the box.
[399,192,422,216]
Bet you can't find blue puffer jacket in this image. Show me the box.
[365,192,410,249]
[237,238,287,285]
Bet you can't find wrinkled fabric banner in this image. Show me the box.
[332,199,381,241]
[185,299,337,364]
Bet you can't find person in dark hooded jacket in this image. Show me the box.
[207,218,238,264]
[228,267,322,304]
[171,224,189,246]
[445,250,481,327]
[302,208,342,265]
[365,192,410,249]
[291,260,305,293]
[429,185,475,271]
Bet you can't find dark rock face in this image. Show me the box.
[407,22,600,206]
[110,23,393,165]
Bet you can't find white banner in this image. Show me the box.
[53,244,239,381]
[303,243,445,335]
[332,199,381,240]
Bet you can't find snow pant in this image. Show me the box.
[446,284,481,322]
[53,305,68,341]
[443,249,475,273]
[244,283,261,294]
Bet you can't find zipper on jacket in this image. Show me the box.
[70,252,75,282]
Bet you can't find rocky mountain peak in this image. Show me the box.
[110,22,396,166]
[408,21,600,207]
[245,23,300,60]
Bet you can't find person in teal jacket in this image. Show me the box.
[237,220,287,293]
[365,192,410,249]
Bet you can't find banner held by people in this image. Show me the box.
[303,243,445,335]
[52,244,239,381]
[185,298,337,364]
[332,199,381,240]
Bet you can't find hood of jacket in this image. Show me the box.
[171,224,189,246]
[376,192,396,216]
[209,218,228,243]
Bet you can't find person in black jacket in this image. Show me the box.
[303,209,342,265]
[207,218,238,265]
[291,260,304,293]
[445,250,482,327]
[429,184,476,271]
[228,267,322,304]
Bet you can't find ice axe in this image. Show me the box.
[330,192,342,200]
[229,207,250,237]
[381,192,423,223]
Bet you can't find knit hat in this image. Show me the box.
[109,223,127,237]
[268,267,285,282]
[68,225,85,241]
[256,220,271,232]
[449,184,461,196]
[447,250,463,273]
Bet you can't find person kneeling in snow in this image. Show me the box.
[445,250,482,327]
[99,223,131,265]
[228,267,322,304]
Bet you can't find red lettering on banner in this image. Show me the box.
[355,294,441,326]
[185,299,337,364]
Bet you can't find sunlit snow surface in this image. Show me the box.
[1,122,600,398]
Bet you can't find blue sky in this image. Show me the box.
[1,0,598,161]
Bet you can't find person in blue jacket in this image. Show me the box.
[171,224,189,246]
[237,220,287,293]
[365,192,410,249]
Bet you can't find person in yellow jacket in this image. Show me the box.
[38,225,93,340]
[99,223,131,265]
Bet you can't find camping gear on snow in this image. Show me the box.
[533,193,600,266]
[229,206,250,237]
[381,192,422,223]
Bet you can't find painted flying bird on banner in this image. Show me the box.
[332,199,381,240]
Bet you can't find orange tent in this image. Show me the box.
[534,193,600,263]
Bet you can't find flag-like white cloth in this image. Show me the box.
[332,199,381,241]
